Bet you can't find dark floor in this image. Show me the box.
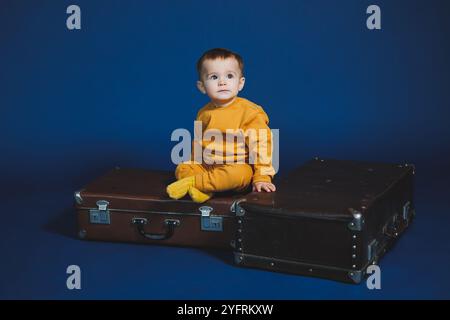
[1,176,449,300]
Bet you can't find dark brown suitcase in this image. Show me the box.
[74,167,243,249]
[232,158,415,284]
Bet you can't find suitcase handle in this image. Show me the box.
[132,218,180,240]
[382,214,407,239]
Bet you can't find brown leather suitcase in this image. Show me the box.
[232,158,415,284]
[74,167,243,249]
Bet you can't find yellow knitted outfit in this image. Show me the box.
[167,97,275,203]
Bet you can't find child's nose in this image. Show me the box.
[218,78,227,85]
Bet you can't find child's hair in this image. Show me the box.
[196,48,244,79]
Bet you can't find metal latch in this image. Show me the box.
[199,206,223,232]
[348,210,364,231]
[403,201,411,221]
[231,200,246,217]
[89,200,111,224]
[367,238,378,262]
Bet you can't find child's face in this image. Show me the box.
[197,58,245,106]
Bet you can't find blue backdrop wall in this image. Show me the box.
[1,0,449,195]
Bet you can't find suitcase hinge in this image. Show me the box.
[348,210,364,231]
[89,200,111,224]
[402,201,415,224]
[199,206,223,232]
[231,200,246,217]
[367,238,379,262]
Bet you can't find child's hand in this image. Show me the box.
[252,181,276,193]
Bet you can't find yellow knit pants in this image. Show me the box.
[175,163,253,193]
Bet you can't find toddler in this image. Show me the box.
[167,48,276,203]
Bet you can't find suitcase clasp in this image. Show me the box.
[89,200,111,224]
[199,206,223,232]
[199,206,213,217]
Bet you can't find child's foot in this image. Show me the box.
[166,176,195,200]
[188,187,213,203]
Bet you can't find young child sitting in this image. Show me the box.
[167,48,276,203]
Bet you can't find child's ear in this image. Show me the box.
[238,77,246,92]
[197,81,206,94]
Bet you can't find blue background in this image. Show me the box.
[1,0,449,299]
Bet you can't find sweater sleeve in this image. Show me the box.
[242,107,276,183]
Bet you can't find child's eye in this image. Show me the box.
[209,75,218,80]
[227,74,234,79]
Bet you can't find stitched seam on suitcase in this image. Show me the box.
[77,207,232,218]
[240,253,356,272]
[242,207,351,221]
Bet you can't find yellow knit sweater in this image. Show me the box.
[193,97,275,183]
